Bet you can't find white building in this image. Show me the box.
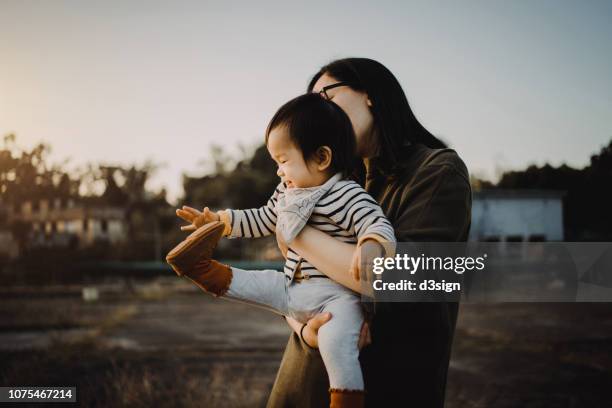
[470,190,564,242]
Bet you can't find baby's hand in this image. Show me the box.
[350,239,385,281]
[176,206,220,232]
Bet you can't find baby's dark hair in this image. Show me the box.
[265,93,357,178]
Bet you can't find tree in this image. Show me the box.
[1,134,173,260]
[494,138,612,240]
[181,143,277,211]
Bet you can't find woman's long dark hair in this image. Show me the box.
[308,58,447,178]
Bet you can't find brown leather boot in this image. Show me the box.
[183,259,233,297]
[166,221,225,277]
[329,389,365,408]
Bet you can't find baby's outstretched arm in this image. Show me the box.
[177,181,286,239]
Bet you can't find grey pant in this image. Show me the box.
[222,266,364,391]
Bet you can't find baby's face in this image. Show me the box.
[267,127,325,189]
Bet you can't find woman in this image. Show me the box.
[178,58,471,407]
[266,58,472,408]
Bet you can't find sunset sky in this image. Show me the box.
[1,0,611,204]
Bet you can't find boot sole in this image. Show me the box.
[166,221,225,276]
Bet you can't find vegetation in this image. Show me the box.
[484,140,612,240]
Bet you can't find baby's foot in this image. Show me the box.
[166,221,225,277]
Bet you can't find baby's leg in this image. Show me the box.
[181,258,289,316]
[222,267,289,316]
[317,295,364,391]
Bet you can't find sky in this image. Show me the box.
[1,0,611,205]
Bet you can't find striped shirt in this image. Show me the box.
[224,178,397,278]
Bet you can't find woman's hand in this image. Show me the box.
[285,314,372,350]
[176,206,220,232]
[357,320,372,350]
[349,239,385,281]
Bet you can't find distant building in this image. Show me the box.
[470,189,565,242]
[0,230,19,258]
[0,201,19,259]
[5,197,127,250]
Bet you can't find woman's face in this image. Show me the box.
[311,73,377,158]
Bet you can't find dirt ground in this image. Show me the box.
[1,277,612,407]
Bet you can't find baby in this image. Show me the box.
[166,93,396,408]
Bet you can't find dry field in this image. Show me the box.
[1,278,611,407]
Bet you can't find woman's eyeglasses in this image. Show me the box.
[318,82,351,100]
